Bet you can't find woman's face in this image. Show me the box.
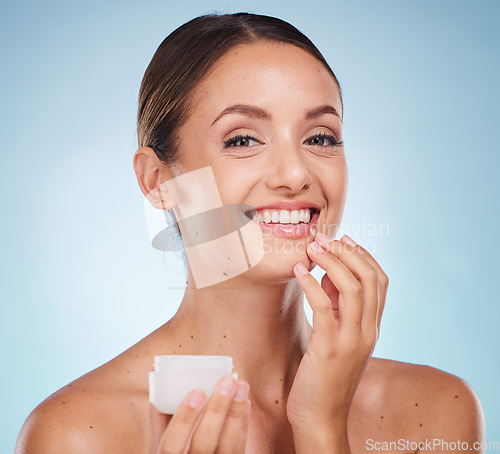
[174,41,347,282]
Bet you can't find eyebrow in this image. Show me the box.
[211,105,271,125]
[211,103,342,126]
[305,105,342,122]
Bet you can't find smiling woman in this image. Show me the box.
[15,12,484,454]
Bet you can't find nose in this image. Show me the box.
[265,140,312,193]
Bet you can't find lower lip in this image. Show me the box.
[251,212,319,238]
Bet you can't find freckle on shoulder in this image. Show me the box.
[364,357,483,428]
[16,382,141,453]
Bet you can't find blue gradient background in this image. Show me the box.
[1,0,498,450]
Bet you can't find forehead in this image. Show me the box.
[190,41,342,119]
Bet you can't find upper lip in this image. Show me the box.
[249,200,321,212]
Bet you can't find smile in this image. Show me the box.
[252,208,315,224]
[244,203,320,239]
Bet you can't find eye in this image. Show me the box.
[223,134,261,148]
[305,132,343,147]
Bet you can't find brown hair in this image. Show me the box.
[137,12,342,165]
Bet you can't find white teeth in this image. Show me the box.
[256,208,313,224]
[279,209,290,224]
[253,212,264,222]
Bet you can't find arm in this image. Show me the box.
[16,378,251,454]
[421,371,485,453]
[15,388,141,454]
[288,233,389,453]
[16,403,113,454]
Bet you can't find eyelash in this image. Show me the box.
[308,132,344,147]
[223,133,344,149]
[223,134,260,148]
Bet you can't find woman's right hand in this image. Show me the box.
[149,376,251,454]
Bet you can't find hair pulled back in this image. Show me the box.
[137,12,342,164]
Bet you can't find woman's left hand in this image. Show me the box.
[287,233,389,449]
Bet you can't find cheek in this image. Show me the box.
[320,162,348,232]
[175,127,218,170]
[213,165,258,203]
[321,161,348,201]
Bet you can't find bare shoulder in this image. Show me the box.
[351,358,485,446]
[15,352,150,453]
[15,323,177,453]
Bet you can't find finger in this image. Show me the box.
[314,234,381,337]
[306,241,364,333]
[158,389,206,454]
[215,380,250,454]
[236,399,251,454]
[339,234,389,282]
[148,403,172,454]
[189,376,237,452]
[338,234,389,330]
[293,262,337,341]
[320,273,340,317]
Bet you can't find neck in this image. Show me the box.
[163,272,312,410]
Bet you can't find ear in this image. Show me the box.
[133,146,176,209]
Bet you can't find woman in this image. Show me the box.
[16,12,484,454]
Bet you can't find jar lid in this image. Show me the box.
[153,355,234,373]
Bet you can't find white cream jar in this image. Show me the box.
[149,355,238,414]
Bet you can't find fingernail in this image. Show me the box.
[341,234,357,247]
[218,376,235,396]
[295,263,309,275]
[309,241,326,253]
[316,232,333,245]
[188,390,205,408]
[233,381,249,402]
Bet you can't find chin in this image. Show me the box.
[244,240,315,282]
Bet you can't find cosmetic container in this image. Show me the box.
[149,355,238,414]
